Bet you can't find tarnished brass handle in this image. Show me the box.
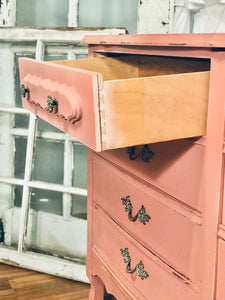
[121,196,151,225]
[20,84,30,98]
[127,145,154,163]
[120,248,149,280]
[47,95,58,113]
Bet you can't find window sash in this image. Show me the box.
[0,21,125,281]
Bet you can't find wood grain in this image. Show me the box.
[102,71,210,149]
[0,263,90,300]
[53,55,210,81]
[53,56,139,81]
[53,55,210,150]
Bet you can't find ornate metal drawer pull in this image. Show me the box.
[20,84,30,98]
[47,95,58,113]
[120,248,149,280]
[127,144,154,163]
[121,196,151,225]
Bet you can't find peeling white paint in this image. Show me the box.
[0,0,16,26]
[137,0,174,33]
[0,246,89,283]
[68,0,79,27]
[0,27,126,42]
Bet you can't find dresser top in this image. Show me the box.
[82,33,225,48]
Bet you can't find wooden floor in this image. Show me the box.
[0,263,90,299]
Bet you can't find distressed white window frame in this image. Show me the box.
[137,0,174,33]
[0,27,125,282]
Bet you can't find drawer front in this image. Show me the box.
[19,58,102,151]
[101,138,205,211]
[92,205,198,300]
[19,56,209,151]
[92,154,202,284]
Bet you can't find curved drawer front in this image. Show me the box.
[92,205,198,300]
[19,58,102,151]
[19,56,209,151]
[101,138,205,211]
[22,74,82,123]
[92,154,202,284]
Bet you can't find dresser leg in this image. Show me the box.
[89,275,105,300]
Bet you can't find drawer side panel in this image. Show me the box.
[103,71,209,149]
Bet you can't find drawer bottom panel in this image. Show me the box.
[91,205,198,300]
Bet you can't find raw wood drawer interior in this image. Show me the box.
[19,55,210,151]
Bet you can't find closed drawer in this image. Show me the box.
[216,239,225,300]
[19,55,209,151]
[92,154,202,284]
[92,204,198,300]
[101,138,205,210]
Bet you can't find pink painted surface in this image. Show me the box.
[222,155,225,225]
[86,34,225,300]
[101,139,205,211]
[18,33,225,299]
[89,253,138,300]
[216,239,225,300]
[198,52,225,300]
[91,205,198,300]
[92,153,201,284]
[82,33,225,48]
[19,58,102,151]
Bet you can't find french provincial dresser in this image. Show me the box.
[19,33,225,299]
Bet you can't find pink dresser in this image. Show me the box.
[19,34,225,299]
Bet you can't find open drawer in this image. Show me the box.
[19,55,210,151]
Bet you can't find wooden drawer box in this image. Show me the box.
[92,154,201,284]
[19,55,209,151]
[92,204,198,300]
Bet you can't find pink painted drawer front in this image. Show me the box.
[92,205,198,300]
[222,156,225,225]
[92,154,202,285]
[216,239,225,300]
[19,58,102,151]
[19,55,209,152]
[101,138,205,211]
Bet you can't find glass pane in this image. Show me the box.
[76,54,88,59]
[15,53,35,108]
[26,190,87,262]
[0,112,14,177]
[30,188,63,216]
[0,183,13,211]
[14,114,30,129]
[72,194,87,220]
[73,142,87,189]
[0,43,15,107]
[32,139,64,184]
[11,185,23,248]
[16,0,69,27]
[0,183,22,248]
[14,136,27,179]
[37,117,63,133]
[78,0,138,34]
[44,53,67,61]
[14,185,23,207]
